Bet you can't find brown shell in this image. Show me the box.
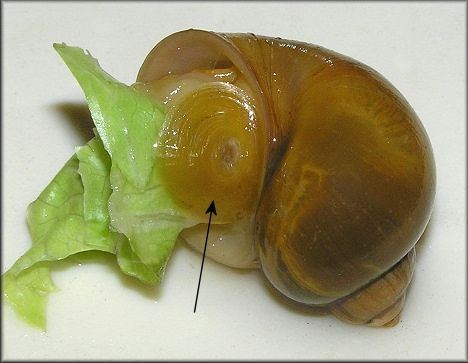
[329,247,416,326]
[137,30,436,322]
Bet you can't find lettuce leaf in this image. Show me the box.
[53,43,188,281]
[53,43,163,190]
[3,44,189,330]
[3,147,120,331]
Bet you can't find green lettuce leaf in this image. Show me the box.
[53,43,188,283]
[109,166,187,283]
[3,43,191,330]
[3,145,120,331]
[2,264,58,331]
[53,43,163,190]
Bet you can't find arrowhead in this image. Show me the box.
[205,201,217,215]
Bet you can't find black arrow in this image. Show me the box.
[193,201,217,313]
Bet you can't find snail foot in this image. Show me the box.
[329,248,415,327]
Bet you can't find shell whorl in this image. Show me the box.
[222,33,435,305]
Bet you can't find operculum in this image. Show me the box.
[132,67,267,268]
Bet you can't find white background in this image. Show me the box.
[2,1,466,360]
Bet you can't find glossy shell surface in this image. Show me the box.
[137,29,436,307]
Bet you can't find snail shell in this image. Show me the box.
[133,29,436,326]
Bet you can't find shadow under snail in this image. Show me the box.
[132,29,436,327]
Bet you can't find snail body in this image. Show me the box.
[133,30,436,326]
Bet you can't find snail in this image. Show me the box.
[129,29,436,327]
[2,29,435,331]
